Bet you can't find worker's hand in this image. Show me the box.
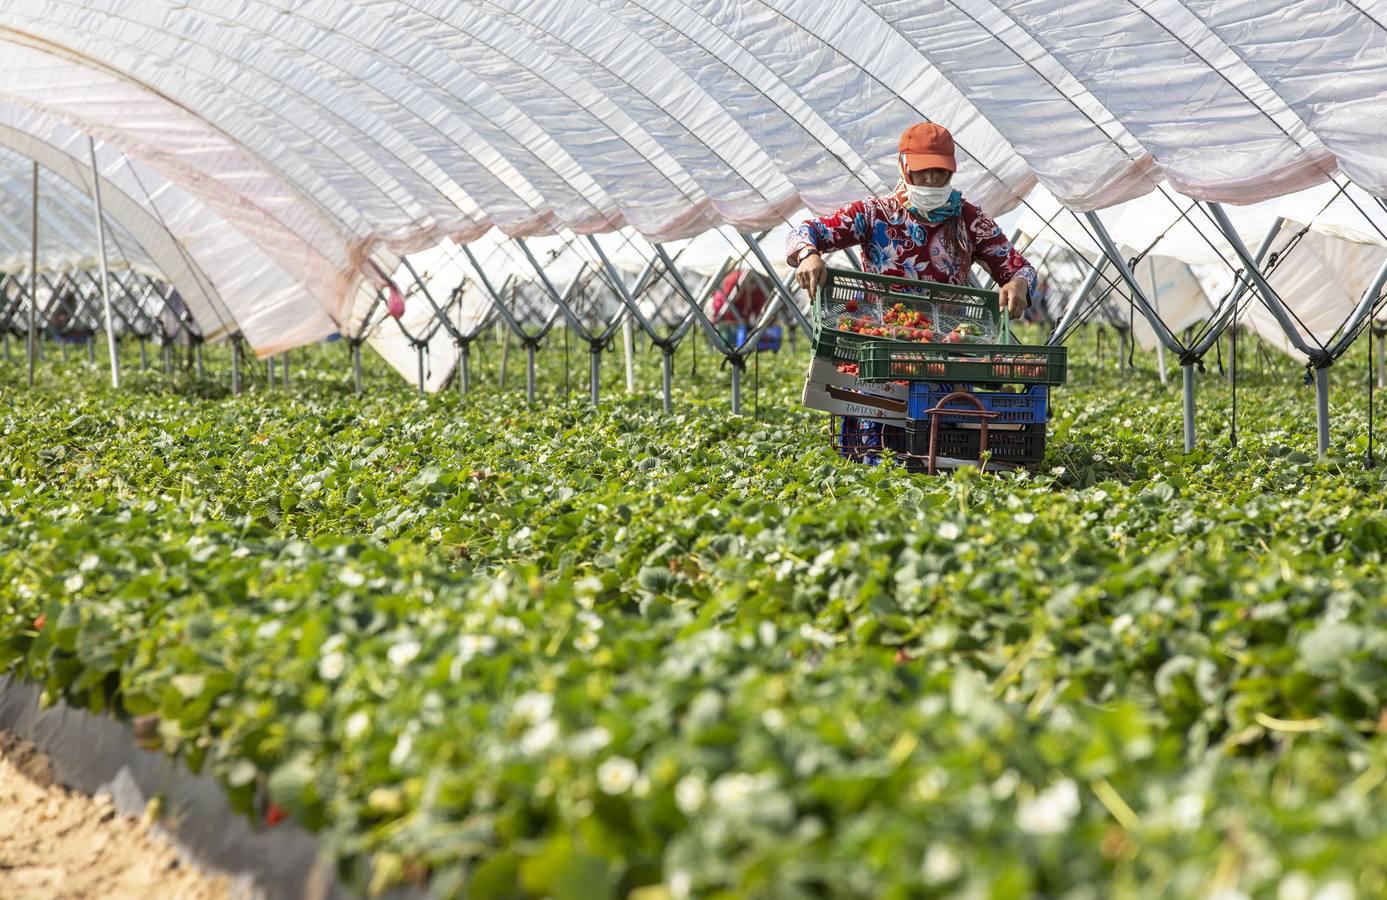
[795,252,827,298]
[999,277,1030,319]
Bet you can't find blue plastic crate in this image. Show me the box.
[736,324,783,352]
[907,383,1049,424]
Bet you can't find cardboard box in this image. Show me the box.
[801,357,908,423]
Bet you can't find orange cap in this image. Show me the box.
[898,123,956,173]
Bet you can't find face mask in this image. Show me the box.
[904,182,954,213]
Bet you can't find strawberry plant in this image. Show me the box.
[1,333,1386,898]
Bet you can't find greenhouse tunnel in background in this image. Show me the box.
[0,1,1384,452]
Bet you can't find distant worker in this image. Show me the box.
[708,268,770,327]
[708,267,783,353]
[786,122,1035,317]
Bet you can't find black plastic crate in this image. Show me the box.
[905,421,1047,465]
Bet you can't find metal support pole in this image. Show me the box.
[1148,258,1167,385]
[1315,366,1331,460]
[28,160,38,388]
[526,343,537,404]
[741,232,813,334]
[195,342,204,378]
[282,350,290,388]
[460,343,471,394]
[590,347,601,406]
[1227,323,1236,387]
[1192,218,1284,358]
[1084,212,1184,354]
[352,341,363,394]
[139,338,148,370]
[731,363,743,416]
[267,355,276,388]
[623,317,635,393]
[416,344,426,394]
[163,342,172,374]
[231,336,242,394]
[87,337,96,364]
[499,326,510,390]
[3,333,8,362]
[1182,364,1196,453]
[661,349,673,414]
[1206,203,1323,362]
[1377,327,1386,390]
[1049,257,1107,346]
[88,137,120,389]
[1328,257,1387,358]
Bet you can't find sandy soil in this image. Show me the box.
[0,730,231,900]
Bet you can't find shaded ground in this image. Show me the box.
[0,731,230,900]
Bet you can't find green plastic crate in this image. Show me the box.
[811,267,1003,363]
[856,341,1068,385]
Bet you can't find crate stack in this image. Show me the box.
[809,267,1067,471]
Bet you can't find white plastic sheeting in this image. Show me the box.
[0,103,322,348]
[0,145,154,277]
[0,1,1385,384]
[1020,180,1387,354]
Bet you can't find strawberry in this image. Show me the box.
[844,298,859,313]
[266,802,288,827]
[33,614,45,630]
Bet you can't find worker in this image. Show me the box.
[786,122,1036,317]
[786,122,1037,464]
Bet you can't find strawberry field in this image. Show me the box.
[2,335,1387,899]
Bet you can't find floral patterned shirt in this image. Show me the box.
[785,193,1037,296]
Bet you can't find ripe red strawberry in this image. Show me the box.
[33,614,45,630]
[266,803,288,827]
[844,299,859,313]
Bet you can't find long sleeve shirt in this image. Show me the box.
[785,193,1037,295]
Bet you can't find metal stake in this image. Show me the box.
[526,343,536,403]
[622,316,635,393]
[416,344,426,394]
[1182,363,1196,453]
[139,338,148,370]
[1148,258,1167,385]
[731,363,742,415]
[590,346,601,406]
[352,341,363,393]
[282,350,290,388]
[231,336,242,394]
[87,137,120,389]
[661,349,673,414]
[1377,326,1386,390]
[1315,366,1331,460]
[460,343,470,395]
[28,160,37,388]
[195,342,204,378]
